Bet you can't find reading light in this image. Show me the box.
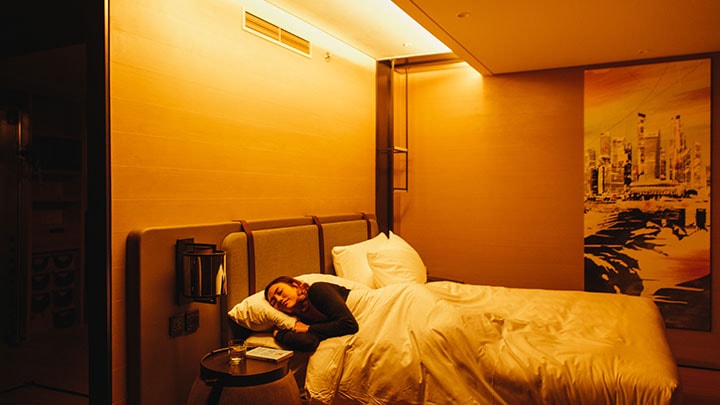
[176,239,226,304]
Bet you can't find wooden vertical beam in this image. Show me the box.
[86,0,111,402]
[375,61,394,234]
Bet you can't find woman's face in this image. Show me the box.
[267,281,300,313]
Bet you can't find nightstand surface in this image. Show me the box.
[188,347,301,405]
[199,347,289,387]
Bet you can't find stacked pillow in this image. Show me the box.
[331,231,426,288]
[329,232,387,288]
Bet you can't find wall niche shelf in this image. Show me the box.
[27,94,85,334]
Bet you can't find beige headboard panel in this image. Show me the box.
[234,221,321,296]
[316,214,378,275]
[221,213,378,312]
[221,231,251,314]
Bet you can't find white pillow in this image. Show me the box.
[367,231,427,287]
[227,290,297,332]
[331,232,388,288]
[227,273,370,331]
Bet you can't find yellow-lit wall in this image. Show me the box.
[395,61,720,370]
[109,0,376,403]
[394,65,585,289]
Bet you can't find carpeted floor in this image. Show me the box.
[0,326,88,405]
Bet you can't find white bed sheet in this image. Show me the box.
[305,281,679,405]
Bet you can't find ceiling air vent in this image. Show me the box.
[243,11,312,57]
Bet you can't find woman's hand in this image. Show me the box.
[293,321,310,333]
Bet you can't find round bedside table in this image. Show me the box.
[187,347,302,405]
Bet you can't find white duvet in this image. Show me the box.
[305,282,679,405]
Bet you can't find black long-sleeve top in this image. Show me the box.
[274,282,358,352]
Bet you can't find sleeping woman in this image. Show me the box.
[264,276,358,352]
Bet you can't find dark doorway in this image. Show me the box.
[0,2,110,404]
[1,45,89,405]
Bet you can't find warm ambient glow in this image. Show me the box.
[263,0,451,60]
[239,0,373,65]
[370,0,451,58]
[455,61,483,79]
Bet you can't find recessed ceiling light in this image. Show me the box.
[457,11,471,18]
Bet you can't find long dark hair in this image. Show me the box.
[264,276,309,302]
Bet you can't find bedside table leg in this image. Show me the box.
[188,373,301,405]
[207,385,223,405]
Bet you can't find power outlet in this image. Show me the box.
[169,313,185,337]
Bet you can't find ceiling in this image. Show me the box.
[1,1,718,75]
[266,0,451,60]
[267,0,720,75]
[0,1,85,59]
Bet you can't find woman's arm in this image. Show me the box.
[305,283,358,339]
[274,328,320,352]
[273,282,358,351]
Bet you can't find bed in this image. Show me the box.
[220,213,680,405]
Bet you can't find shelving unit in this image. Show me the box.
[29,249,82,333]
[27,94,85,334]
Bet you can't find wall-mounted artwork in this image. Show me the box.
[583,58,711,331]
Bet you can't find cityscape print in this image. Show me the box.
[583,59,711,330]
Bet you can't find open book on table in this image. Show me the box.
[246,346,294,362]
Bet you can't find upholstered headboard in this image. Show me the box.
[125,213,377,405]
[221,213,377,316]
